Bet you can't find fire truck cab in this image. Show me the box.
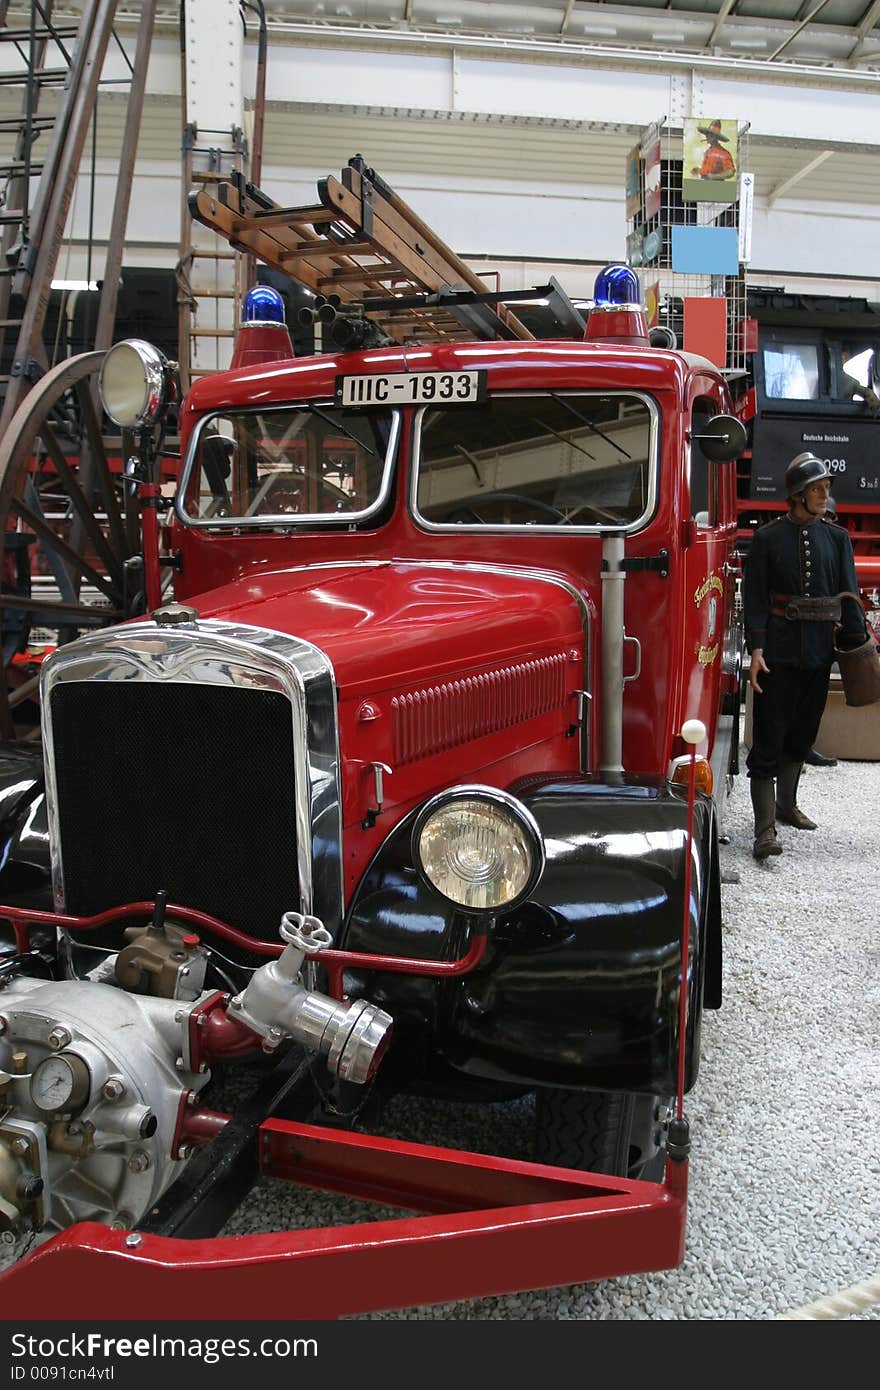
[0,251,745,1311]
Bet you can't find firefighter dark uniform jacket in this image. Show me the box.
[744,514,862,669]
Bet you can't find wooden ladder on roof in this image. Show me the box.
[189,154,535,346]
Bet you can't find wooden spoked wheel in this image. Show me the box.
[0,351,143,739]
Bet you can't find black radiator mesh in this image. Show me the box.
[50,681,300,943]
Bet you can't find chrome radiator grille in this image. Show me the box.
[49,681,300,943]
[41,618,344,946]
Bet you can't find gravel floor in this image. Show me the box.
[220,748,880,1320]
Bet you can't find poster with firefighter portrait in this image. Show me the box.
[682,118,738,202]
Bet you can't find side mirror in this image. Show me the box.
[691,414,746,462]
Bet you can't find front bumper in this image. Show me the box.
[0,1118,688,1318]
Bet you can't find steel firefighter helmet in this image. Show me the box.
[785,452,832,498]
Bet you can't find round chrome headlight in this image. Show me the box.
[99,339,169,429]
[412,786,544,914]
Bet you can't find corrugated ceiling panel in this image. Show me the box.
[262,110,632,183]
[0,90,876,217]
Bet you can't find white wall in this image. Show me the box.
[52,28,880,301]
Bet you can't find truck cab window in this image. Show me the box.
[690,397,715,524]
[180,406,395,526]
[414,392,654,529]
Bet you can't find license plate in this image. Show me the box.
[336,370,485,407]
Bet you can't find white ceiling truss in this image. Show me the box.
[17,2,880,78]
[113,0,878,77]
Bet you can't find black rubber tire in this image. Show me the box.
[534,1088,670,1181]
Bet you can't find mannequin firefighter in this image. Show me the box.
[743,452,862,859]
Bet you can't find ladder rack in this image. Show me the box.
[189,155,535,346]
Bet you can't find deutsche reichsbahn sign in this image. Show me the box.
[751,414,880,504]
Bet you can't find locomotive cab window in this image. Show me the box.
[762,341,821,401]
[838,342,879,402]
[179,404,397,528]
[413,392,655,531]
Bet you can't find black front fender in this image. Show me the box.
[342,775,721,1096]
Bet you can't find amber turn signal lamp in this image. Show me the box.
[670,758,713,795]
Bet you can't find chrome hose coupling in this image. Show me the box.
[229,914,393,1085]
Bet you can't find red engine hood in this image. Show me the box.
[196,561,586,694]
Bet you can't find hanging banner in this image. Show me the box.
[626,228,644,266]
[682,118,739,203]
[625,144,642,220]
[643,123,662,221]
[738,171,755,264]
[645,280,660,328]
[643,228,662,264]
[683,297,728,369]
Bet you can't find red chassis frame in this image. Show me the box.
[0,907,689,1320]
[0,747,701,1319]
[0,1121,687,1320]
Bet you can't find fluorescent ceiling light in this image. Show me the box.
[654,31,686,41]
[51,279,98,291]
[729,39,768,49]
[582,25,618,37]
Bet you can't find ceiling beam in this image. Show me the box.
[767,0,833,61]
[249,17,880,87]
[846,0,880,62]
[850,43,880,63]
[766,149,833,205]
[560,0,575,36]
[706,0,736,48]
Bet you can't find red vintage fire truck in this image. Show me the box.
[0,170,747,1317]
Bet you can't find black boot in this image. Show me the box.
[776,761,817,830]
[750,777,783,859]
[805,747,837,767]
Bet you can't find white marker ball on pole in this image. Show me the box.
[681,719,706,746]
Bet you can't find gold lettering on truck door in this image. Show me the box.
[695,571,722,666]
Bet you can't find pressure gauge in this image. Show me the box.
[30,1053,90,1115]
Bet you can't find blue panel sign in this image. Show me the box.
[671,225,739,275]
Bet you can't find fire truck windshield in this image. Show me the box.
[179,404,396,526]
[413,391,656,530]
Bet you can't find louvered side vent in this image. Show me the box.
[392,653,570,765]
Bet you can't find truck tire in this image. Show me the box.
[534,1088,670,1181]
